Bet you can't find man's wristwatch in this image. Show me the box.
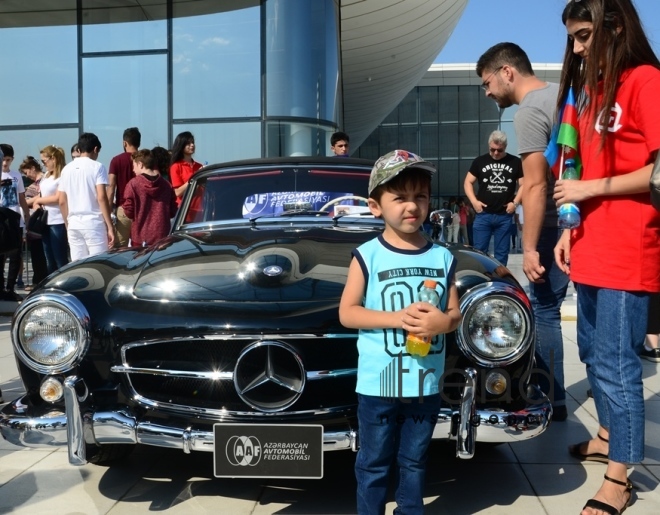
[513,201,520,208]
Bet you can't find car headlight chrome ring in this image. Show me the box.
[455,283,533,367]
[12,291,91,374]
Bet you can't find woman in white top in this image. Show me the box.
[33,145,69,273]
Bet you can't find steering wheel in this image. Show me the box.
[319,195,369,212]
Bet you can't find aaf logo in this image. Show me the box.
[225,435,262,466]
[243,194,270,216]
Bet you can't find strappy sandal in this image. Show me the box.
[583,474,633,515]
[568,433,609,463]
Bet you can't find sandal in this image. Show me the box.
[583,474,633,515]
[569,433,609,463]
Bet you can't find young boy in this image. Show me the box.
[122,149,177,247]
[0,143,30,300]
[339,149,461,514]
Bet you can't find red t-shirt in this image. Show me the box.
[108,151,135,207]
[570,65,660,292]
[170,159,202,205]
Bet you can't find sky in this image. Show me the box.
[435,0,660,65]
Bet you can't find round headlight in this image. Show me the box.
[456,284,532,366]
[12,292,90,374]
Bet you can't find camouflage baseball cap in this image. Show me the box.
[368,149,436,196]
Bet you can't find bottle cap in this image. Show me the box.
[564,158,575,167]
[423,279,437,288]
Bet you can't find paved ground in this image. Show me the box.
[0,253,659,514]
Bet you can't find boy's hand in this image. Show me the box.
[401,303,445,340]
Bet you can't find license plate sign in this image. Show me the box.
[213,424,323,478]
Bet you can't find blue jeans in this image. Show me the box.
[577,284,647,464]
[472,212,514,265]
[355,394,440,515]
[529,227,569,406]
[42,223,69,274]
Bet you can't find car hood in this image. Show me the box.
[130,224,379,303]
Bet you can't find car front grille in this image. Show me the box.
[113,335,358,418]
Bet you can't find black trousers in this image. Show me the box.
[0,248,22,291]
[27,235,48,286]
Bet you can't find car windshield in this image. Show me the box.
[178,165,371,225]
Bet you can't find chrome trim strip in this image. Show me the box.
[11,290,92,375]
[110,365,357,381]
[0,389,551,455]
[455,283,534,368]
[120,334,357,349]
[456,368,477,459]
[110,366,234,380]
[306,369,357,380]
[63,376,86,466]
[122,393,357,418]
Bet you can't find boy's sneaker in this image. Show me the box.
[641,347,660,363]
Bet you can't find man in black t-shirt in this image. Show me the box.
[464,130,523,265]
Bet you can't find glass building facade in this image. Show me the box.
[355,64,561,206]
[0,0,340,170]
[355,85,517,203]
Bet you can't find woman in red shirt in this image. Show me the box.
[169,131,202,205]
[553,1,660,513]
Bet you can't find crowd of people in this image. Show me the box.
[0,128,203,300]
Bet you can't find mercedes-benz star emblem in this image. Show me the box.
[263,265,283,277]
[234,341,305,412]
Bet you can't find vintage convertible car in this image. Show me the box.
[0,157,551,478]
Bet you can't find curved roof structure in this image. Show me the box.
[340,0,468,147]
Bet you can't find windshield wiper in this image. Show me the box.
[332,212,375,225]
[249,209,329,227]
[280,209,328,217]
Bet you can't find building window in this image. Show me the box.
[173,5,261,119]
[82,1,167,53]
[355,83,513,200]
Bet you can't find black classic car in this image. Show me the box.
[0,157,551,478]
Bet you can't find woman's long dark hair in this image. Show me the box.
[170,131,195,165]
[558,0,660,147]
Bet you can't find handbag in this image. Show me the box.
[651,151,660,211]
[27,207,49,237]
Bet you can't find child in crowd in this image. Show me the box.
[339,149,461,514]
[123,149,177,247]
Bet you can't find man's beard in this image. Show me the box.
[492,95,513,109]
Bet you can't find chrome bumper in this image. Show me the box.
[0,375,551,465]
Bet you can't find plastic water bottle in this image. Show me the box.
[405,280,440,357]
[558,158,581,229]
